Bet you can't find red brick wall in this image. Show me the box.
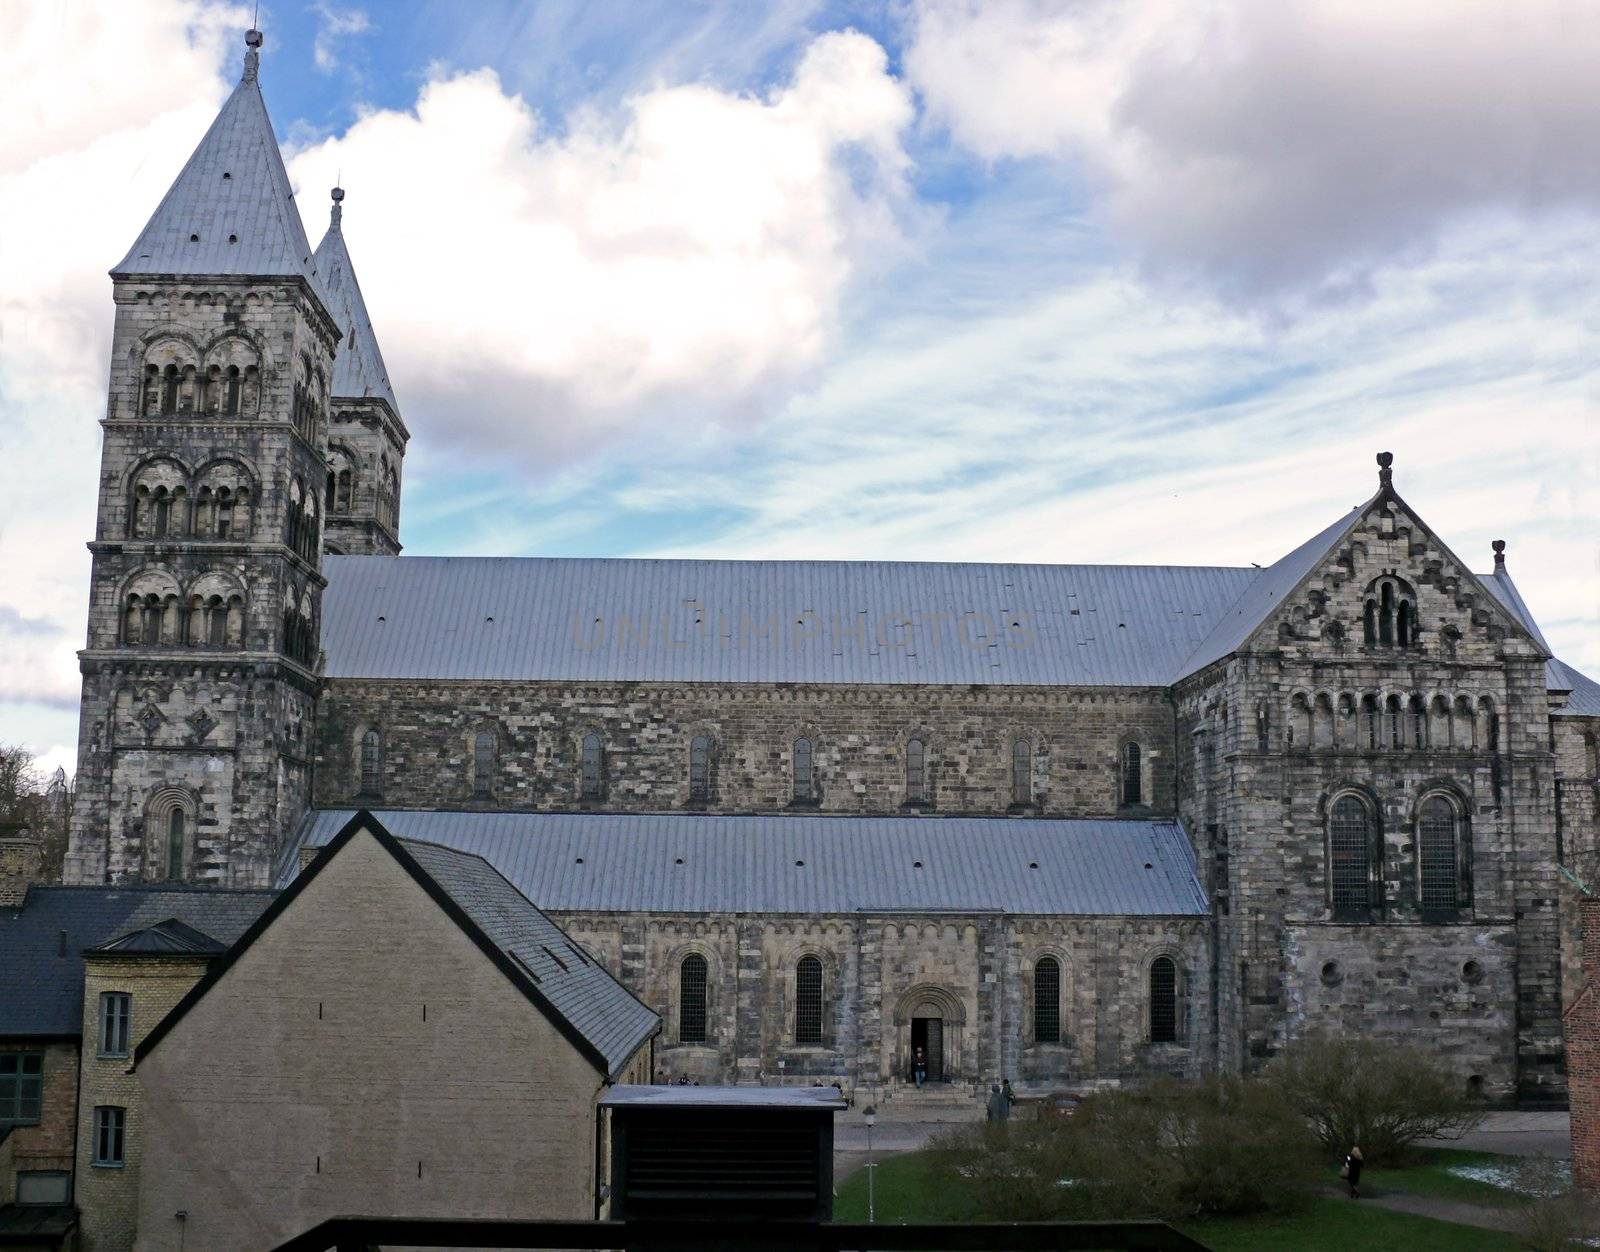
[1568,897,1600,1190]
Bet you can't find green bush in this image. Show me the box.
[928,1074,1321,1221]
[1266,1033,1487,1165]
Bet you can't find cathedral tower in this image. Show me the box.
[64,30,337,887]
[313,188,407,556]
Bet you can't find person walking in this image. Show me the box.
[1000,1078,1015,1121]
[1342,1145,1364,1199]
[912,1046,927,1088]
[986,1083,1005,1123]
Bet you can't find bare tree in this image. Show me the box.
[1267,1033,1486,1164]
[0,744,71,883]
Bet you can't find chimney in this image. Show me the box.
[0,823,43,907]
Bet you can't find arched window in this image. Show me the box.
[1385,694,1403,749]
[224,365,242,416]
[1033,956,1061,1044]
[905,737,927,805]
[1408,695,1428,749]
[689,735,711,803]
[795,955,823,1045]
[1122,742,1142,806]
[679,954,708,1044]
[164,807,187,881]
[792,737,814,804]
[1011,738,1032,806]
[1362,694,1380,750]
[1329,795,1374,913]
[1149,956,1178,1043]
[359,729,382,798]
[1363,576,1417,650]
[472,731,495,799]
[1419,796,1461,911]
[581,733,603,801]
[160,365,179,414]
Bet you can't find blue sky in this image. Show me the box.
[0,0,1596,774]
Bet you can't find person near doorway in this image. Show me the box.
[1000,1078,1015,1120]
[913,1046,927,1088]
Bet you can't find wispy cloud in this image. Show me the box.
[310,2,370,73]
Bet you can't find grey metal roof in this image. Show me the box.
[112,38,324,295]
[320,556,1258,687]
[1174,504,1365,681]
[1477,567,1600,714]
[313,195,400,410]
[0,887,274,1038]
[398,837,659,1075]
[285,811,1210,917]
[599,1086,847,1110]
[93,918,226,955]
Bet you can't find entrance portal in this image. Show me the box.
[910,1016,944,1083]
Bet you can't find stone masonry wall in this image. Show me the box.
[323,397,405,556]
[1176,492,1564,1101]
[1557,716,1600,1007]
[315,681,1177,818]
[67,275,337,888]
[549,910,1211,1095]
[1567,897,1600,1190]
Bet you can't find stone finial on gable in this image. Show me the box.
[330,185,345,230]
[243,28,263,83]
[1377,450,1394,489]
[1493,539,1507,571]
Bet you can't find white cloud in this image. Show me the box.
[285,30,917,463]
[905,0,1600,301]
[311,2,369,73]
[0,0,245,761]
[625,214,1600,674]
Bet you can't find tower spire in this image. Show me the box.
[243,27,263,84]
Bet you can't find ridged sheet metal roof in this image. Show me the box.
[400,838,657,1074]
[321,556,1258,687]
[313,204,400,410]
[1174,505,1364,681]
[1479,570,1600,716]
[113,44,325,297]
[286,811,1210,917]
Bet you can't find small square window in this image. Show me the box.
[93,1106,126,1167]
[100,992,132,1058]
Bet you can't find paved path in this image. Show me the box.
[1424,1110,1570,1159]
[1322,1184,1524,1235]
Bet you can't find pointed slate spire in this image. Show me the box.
[312,187,400,411]
[112,29,323,292]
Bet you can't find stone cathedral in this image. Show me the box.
[63,32,1600,1105]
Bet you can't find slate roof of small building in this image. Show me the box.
[395,837,658,1075]
[92,917,227,955]
[313,194,400,411]
[283,811,1211,917]
[112,34,326,303]
[0,886,275,1038]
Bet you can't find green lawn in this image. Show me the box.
[1185,1196,1520,1251]
[834,1148,1527,1250]
[1368,1148,1530,1209]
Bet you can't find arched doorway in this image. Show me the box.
[892,984,967,1084]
